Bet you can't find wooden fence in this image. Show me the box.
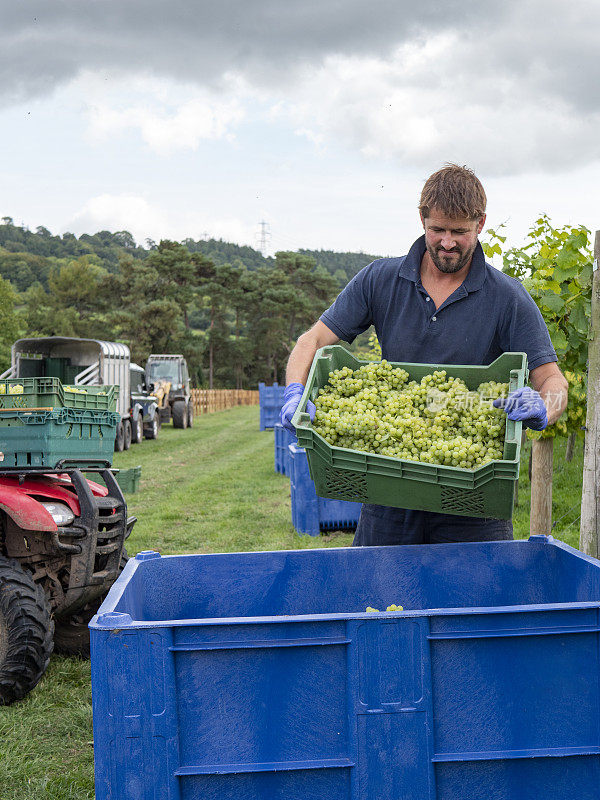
[191,388,259,415]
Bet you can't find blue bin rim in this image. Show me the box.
[90,537,600,630]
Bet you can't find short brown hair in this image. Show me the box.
[419,163,486,220]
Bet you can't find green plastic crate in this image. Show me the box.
[0,408,119,468]
[0,378,118,411]
[114,466,142,494]
[292,346,528,520]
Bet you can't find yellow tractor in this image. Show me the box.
[145,355,193,429]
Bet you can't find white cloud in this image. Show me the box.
[68,193,259,248]
[2,1,598,176]
[275,36,600,175]
[5,2,594,174]
[81,47,600,175]
[70,194,165,243]
[86,86,245,153]
[294,127,325,148]
[2,0,600,262]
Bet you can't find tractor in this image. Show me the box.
[145,354,193,429]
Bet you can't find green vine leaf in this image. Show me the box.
[491,217,592,438]
[541,293,565,313]
[552,329,569,351]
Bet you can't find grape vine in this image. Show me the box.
[483,215,591,440]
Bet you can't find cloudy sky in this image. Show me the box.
[0,0,598,257]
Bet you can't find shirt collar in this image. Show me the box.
[399,234,487,292]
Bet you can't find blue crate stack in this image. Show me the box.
[259,381,286,430]
[274,423,297,474]
[288,442,362,536]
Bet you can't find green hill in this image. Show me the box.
[0,219,381,292]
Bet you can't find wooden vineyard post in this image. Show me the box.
[565,432,576,462]
[530,438,554,536]
[580,231,600,557]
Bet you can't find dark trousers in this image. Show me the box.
[353,503,513,546]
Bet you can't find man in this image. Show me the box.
[280,163,568,545]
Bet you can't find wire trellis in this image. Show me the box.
[552,501,582,529]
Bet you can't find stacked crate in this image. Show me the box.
[258,382,286,430]
[0,378,119,468]
[288,443,362,537]
[274,423,296,475]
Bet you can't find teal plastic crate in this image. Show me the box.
[115,466,142,494]
[292,346,528,520]
[0,377,118,411]
[0,408,119,468]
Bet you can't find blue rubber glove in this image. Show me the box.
[493,387,548,431]
[280,382,315,433]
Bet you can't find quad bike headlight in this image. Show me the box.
[41,502,75,526]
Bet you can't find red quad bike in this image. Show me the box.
[0,460,135,705]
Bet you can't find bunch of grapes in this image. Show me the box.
[312,361,509,470]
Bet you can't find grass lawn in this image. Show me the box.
[0,405,585,798]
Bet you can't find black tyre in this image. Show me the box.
[0,557,54,705]
[144,415,159,439]
[131,414,143,444]
[53,601,98,658]
[172,400,188,429]
[187,401,194,428]
[123,419,132,451]
[54,550,129,658]
[114,420,125,452]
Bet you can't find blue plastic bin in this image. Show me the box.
[91,536,600,800]
[274,423,297,474]
[289,442,361,536]
[259,381,285,430]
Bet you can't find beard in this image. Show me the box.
[426,241,476,274]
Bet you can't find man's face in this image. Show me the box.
[421,210,486,274]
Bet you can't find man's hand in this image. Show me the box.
[280,382,315,433]
[493,386,548,431]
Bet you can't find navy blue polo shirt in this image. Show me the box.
[320,235,557,370]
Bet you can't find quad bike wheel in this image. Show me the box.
[53,550,129,658]
[144,415,159,439]
[0,557,54,705]
[52,600,101,658]
[131,414,144,443]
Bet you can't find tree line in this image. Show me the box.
[2,215,589,397]
[0,220,380,288]
[0,220,382,386]
[0,222,367,385]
